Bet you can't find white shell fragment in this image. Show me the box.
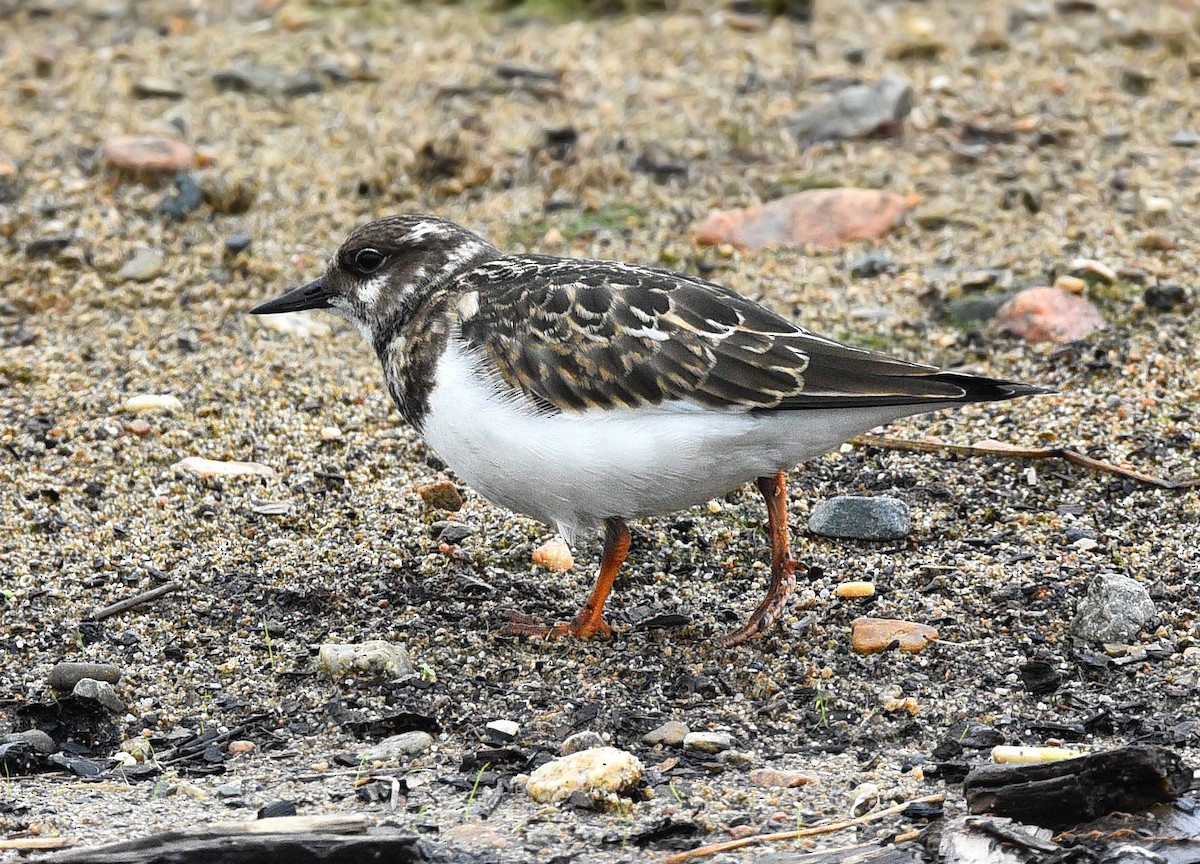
[173,456,275,477]
[122,394,183,413]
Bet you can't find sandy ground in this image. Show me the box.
[2,0,1199,861]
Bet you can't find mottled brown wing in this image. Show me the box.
[456,255,1026,413]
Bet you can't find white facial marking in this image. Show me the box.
[456,290,480,320]
[357,273,387,308]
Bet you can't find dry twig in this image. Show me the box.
[660,792,943,864]
[851,435,1200,490]
[90,581,180,621]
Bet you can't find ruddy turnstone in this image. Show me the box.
[253,215,1046,646]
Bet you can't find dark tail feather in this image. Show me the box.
[931,372,1055,404]
[774,372,1053,410]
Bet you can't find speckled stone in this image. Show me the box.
[808,496,912,541]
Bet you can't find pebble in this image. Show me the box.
[1068,258,1117,284]
[255,311,332,339]
[132,77,184,99]
[525,747,643,804]
[835,581,876,599]
[848,251,897,279]
[1119,67,1155,96]
[101,135,193,175]
[788,75,913,146]
[118,247,166,282]
[531,537,574,572]
[561,730,606,755]
[361,731,434,763]
[228,740,256,756]
[1053,274,1087,295]
[212,64,277,94]
[216,779,244,798]
[317,640,415,679]
[643,720,689,747]
[173,456,274,478]
[993,286,1105,344]
[319,425,343,441]
[683,731,734,754]
[4,729,57,754]
[48,661,120,690]
[1143,195,1173,214]
[486,719,520,742]
[851,617,939,654]
[417,481,463,512]
[1169,131,1200,149]
[72,678,125,713]
[808,496,911,541]
[749,768,819,789]
[695,189,916,251]
[122,394,182,414]
[1143,284,1188,312]
[1072,573,1156,644]
[224,234,253,255]
[434,522,473,543]
[158,173,203,221]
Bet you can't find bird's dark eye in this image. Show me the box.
[349,248,386,275]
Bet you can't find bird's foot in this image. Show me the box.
[717,560,802,647]
[500,610,612,640]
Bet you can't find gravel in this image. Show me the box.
[2,0,1199,861]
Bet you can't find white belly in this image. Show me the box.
[420,339,922,543]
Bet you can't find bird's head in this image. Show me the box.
[252,214,498,345]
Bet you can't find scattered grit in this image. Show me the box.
[2,0,1199,861]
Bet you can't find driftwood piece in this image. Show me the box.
[46,815,430,864]
[963,744,1192,827]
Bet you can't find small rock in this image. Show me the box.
[788,75,913,146]
[486,720,520,742]
[808,496,911,541]
[362,731,434,763]
[101,135,193,176]
[48,661,120,690]
[1169,131,1200,149]
[216,779,244,797]
[1071,537,1099,552]
[643,720,689,747]
[173,456,274,478]
[199,172,259,214]
[851,617,939,654]
[525,747,643,804]
[212,64,278,94]
[72,678,125,713]
[122,394,182,414]
[532,537,574,572]
[1144,284,1188,312]
[158,172,203,221]
[118,248,166,282]
[125,418,152,437]
[228,740,256,756]
[435,522,473,543]
[994,286,1105,344]
[319,425,343,441]
[1119,67,1155,96]
[683,731,734,754]
[887,13,945,60]
[4,729,57,754]
[750,767,818,789]
[849,251,896,279]
[695,189,917,251]
[132,77,184,99]
[561,731,606,755]
[317,640,415,679]
[1143,195,1173,214]
[224,234,253,255]
[834,581,876,599]
[281,73,324,98]
[1072,574,1155,644]
[1068,258,1117,284]
[1053,275,1087,295]
[417,481,463,512]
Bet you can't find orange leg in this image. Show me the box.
[719,471,798,647]
[502,517,630,639]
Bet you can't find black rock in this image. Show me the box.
[158,172,203,222]
[1144,284,1187,311]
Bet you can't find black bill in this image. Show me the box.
[251,277,335,314]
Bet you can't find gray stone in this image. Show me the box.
[361,731,434,763]
[642,720,689,747]
[1072,573,1156,643]
[72,678,125,713]
[561,730,606,755]
[683,731,735,754]
[317,640,414,680]
[789,75,913,146]
[48,661,120,691]
[808,496,912,541]
[4,729,57,754]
